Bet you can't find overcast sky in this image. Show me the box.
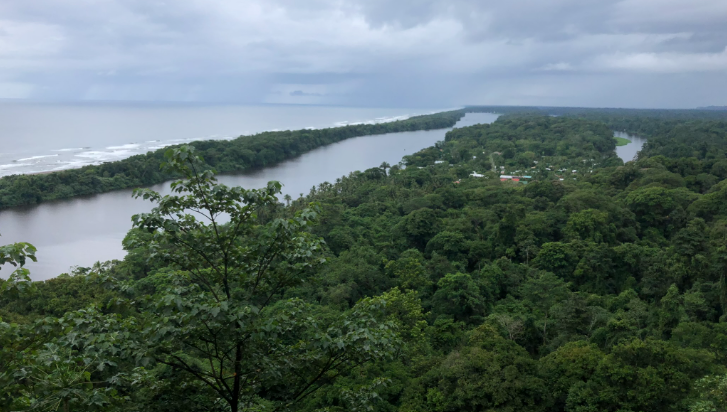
[0,0,725,108]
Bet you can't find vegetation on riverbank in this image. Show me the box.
[0,109,467,209]
[3,105,725,210]
[4,113,727,411]
[466,105,727,122]
[614,136,631,146]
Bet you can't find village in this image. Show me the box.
[428,147,605,185]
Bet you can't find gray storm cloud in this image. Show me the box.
[0,0,724,107]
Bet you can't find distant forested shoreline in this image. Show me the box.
[2,105,726,210]
[6,112,727,411]
[0,110,467,209]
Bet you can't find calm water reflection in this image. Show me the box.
[0,113,498,280]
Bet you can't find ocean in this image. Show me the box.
[0,102,451,177]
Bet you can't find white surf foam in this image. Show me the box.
[147,143,177,150]
[333,114,413,127]
[2,109,447,177]
[75,150,133,162]
[0,163,25,170]
[106,143,140,150]
[52,148,85,152]
[16,154,59,162]
[50,160,92,171]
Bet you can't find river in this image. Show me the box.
[614,131,647,161]
[0,112,499,280]
[0,102,453,177]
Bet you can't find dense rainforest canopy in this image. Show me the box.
[3,109,727,411]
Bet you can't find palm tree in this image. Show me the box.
[283,194,291,207]
[380,161,391,176]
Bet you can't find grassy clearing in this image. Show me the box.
[614,136,631,146]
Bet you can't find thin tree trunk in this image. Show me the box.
[721,270,726,318]
[231,343,243,412]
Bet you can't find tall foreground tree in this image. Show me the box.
[0,239,38,408]
[124,146,400,412]
[0,238,36,288]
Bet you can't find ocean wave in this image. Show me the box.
[2,109,434,177]
[106,143,140,150]
[52,148,85,152]
[50,160,93,171]
[0,163,26,170]
[147,143,177,150]
[333,114,413,127]
[75,149,135,162]
[16,154,60,162]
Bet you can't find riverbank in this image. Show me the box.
[614,136,631,146]
[0,109,468,210]
[0,112,500,280]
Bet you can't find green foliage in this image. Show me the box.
[120,146,402,412]
[431,272,489,323]
[689,373,727,412]
[0,110,468,209]
[401,325,548,412]
[0,241,38,298]
[4,112,727,411]
[614,136,631,146]
[539,341,605,410]
[565,339,718,412]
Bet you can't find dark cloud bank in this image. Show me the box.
[0,0,724,108]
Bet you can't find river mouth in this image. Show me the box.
[0,112,499,281]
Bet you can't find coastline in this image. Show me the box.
[0,105,460,179]
[0,109,468,210]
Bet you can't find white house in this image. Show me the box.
[470,171,484,177]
